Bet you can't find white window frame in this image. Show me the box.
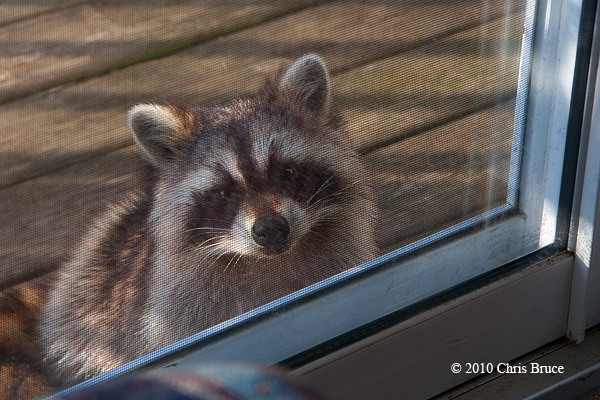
[56,0,600,397]
[568,0,600,341]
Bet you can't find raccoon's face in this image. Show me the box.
[128,54,367,265]
[181,132,347,258]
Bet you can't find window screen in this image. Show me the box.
[1,0,556,397]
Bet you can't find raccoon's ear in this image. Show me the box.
[280,54,332,117]
[127,103,195,168]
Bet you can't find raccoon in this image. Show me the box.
[37,54,379,387]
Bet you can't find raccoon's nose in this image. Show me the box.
[251,215,290,248]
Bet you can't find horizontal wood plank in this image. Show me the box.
[0,0,327,103]
[367,100,515,251]
[0,0,85,26]
[338,12,523,154]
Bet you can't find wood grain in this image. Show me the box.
[366,100,515,251]
[0,0,85,26]
[1,0,523,188]
[0,0,328,103]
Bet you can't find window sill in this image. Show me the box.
[293,252,574,399]
[435,325,600,400]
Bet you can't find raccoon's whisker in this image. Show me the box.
[178,235,221,253]
[331,178,368,196]
[293,177,310,204]
[308,228,335,246]
[194,246,225,266]
[226,253,243,269]
[348,177,368,186]
[222,254,235,273]
[188,218,232,225]
[197,252,218,268]
[205,249,230,271]
[305,175,334,206]
[222,252,243,273]
[186,227,229,232]
[198,236,225,246]
[335,178,367,194]
[195,241,223,254]
[193,236,228,251]
[307,189,345,209]
[302,176,333,207]
[308,178,368,208]
[186,227,230,237]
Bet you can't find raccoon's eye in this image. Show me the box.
[209,188,233,201]
[280,166,296,181]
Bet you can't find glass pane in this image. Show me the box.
[0,0,540,396]
[345,9,524,251]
